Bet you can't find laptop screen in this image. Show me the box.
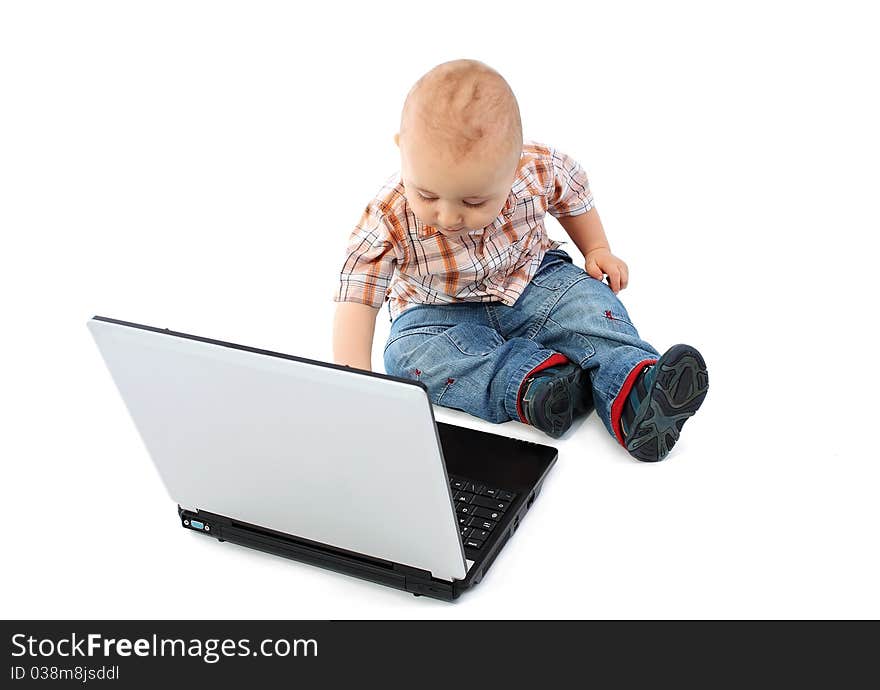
[88,317,468,581]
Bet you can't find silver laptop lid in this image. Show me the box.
[88,317,467,581]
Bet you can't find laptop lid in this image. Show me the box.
[88,317,468,582]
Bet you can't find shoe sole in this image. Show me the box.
[625,344,709,462]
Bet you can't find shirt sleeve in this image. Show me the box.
[334,201,398,309]
[546,147,594,218]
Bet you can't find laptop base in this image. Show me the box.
[176,420,558,601]
[178,461,553,602]
[178,506,460,600]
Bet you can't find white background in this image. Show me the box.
[2,0,878,619]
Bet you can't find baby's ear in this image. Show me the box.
[393,133,400,148]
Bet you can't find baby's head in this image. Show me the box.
[395,59,522,237]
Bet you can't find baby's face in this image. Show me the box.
[398,133,519,238]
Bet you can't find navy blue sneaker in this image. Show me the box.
[520,362,593,438]
[620,344,709,462]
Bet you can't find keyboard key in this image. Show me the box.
[450,476,517,530]
[471,496,510,512]
[460,527,473,539]
[473,507,502,521]
[464,539,483,549]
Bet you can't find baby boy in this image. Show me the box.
[332,59,708,462]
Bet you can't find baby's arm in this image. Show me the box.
[333,198,397,371]
[333,302,380,371]
[557,208,629,293]
[546,147,629,293]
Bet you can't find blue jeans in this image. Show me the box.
[382,249,660,440]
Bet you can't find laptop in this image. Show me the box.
[88,315,558,601]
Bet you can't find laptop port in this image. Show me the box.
[190,519,205,530]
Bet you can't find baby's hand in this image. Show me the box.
[584,248,629,293]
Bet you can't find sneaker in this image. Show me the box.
[621,344,709,462]
[520,362,593,438]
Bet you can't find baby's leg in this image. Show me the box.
[497,251,660,437]
[535,274,660,442]
[383,302,566,425]
[500,249,707,458]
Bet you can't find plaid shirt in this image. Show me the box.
[334,141,594,320]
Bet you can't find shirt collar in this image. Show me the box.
[500,186,520,220]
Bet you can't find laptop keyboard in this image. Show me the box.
[449,475,518,551]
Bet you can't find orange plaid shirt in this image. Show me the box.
[334,141,594,320]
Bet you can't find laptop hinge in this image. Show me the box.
[394,564,455,598]
[393,563,432,580]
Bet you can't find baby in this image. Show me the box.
[333,59,708,462]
